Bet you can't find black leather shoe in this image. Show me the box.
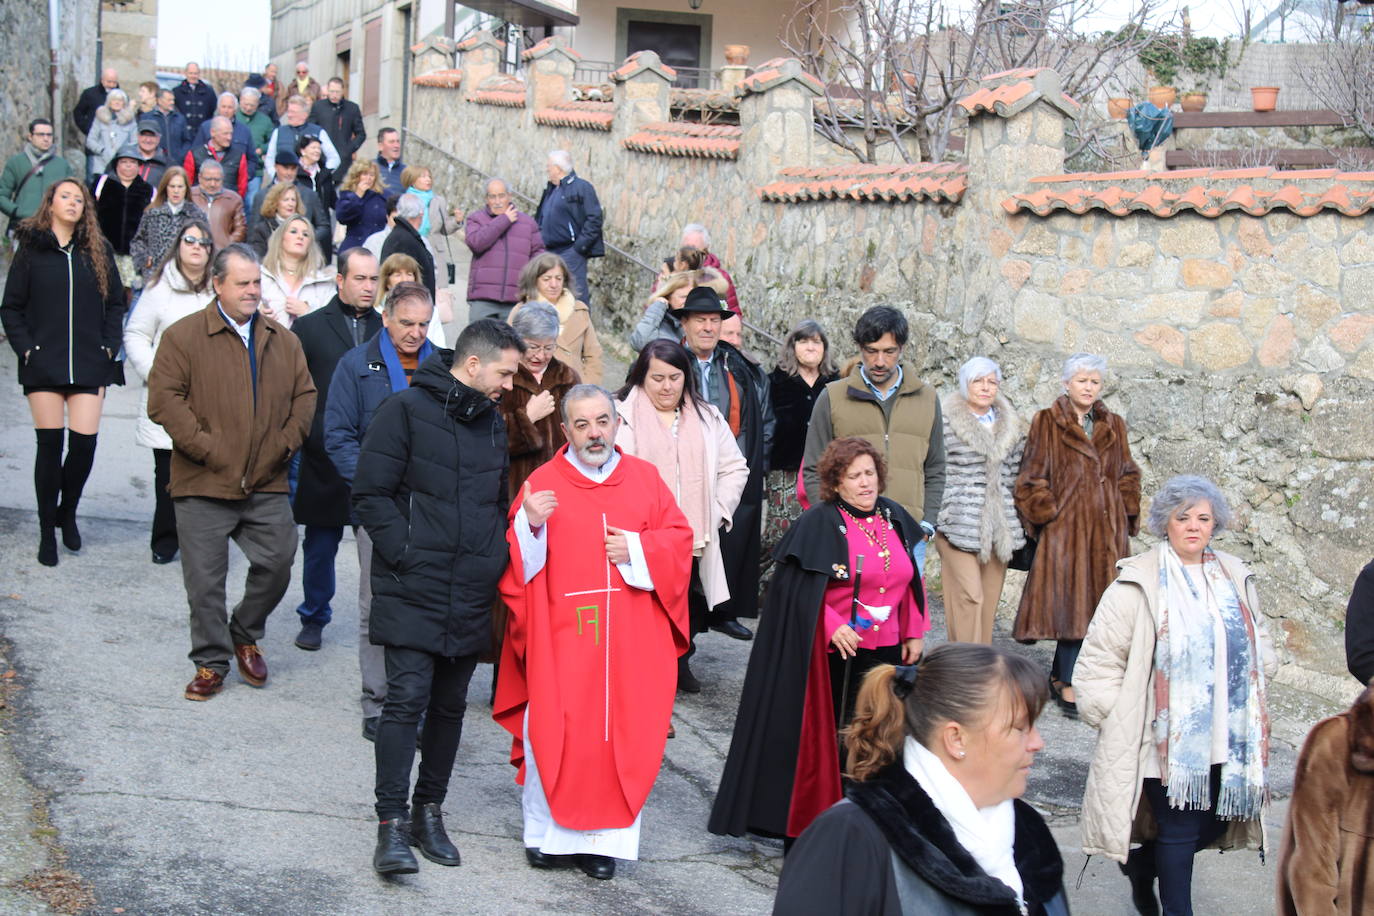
[362,716,379,742]
[710,619,753,641]
[576,854,616,880]
[408,802,460,866]
[525,847,574,869]
[373,818,419,875]
[151,550,177,564]
[677,658,701,694]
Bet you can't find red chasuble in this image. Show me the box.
[495,447,693,830]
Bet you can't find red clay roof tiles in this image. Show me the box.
[758,162,967,204]
[411,69,462,89]
[1003,167,1374,217]
[956,68,1080,120]
[533,102,615,130]
[622,121,742,159]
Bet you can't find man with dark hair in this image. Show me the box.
[288,248,383,651]
[173,62,219,139]
[354,318,522,875]
[375,128,406,200]
[146,89,189,165]
[310,77,366,182]
[534,149,602,305]
[1,119,71,236]
[802,305,946,571]
[670,286,772,671]
[147,243,316,701]
[324,281,437,741]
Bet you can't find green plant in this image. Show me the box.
[1122,28,1229,88]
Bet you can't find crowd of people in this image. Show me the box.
[2,58,1373,916]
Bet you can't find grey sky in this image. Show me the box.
[157,0,271,69]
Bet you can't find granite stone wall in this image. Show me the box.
[407,41,1374,697]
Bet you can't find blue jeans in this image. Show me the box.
[296,524,344,626]
[552,245,590,305]
[246,175,262,213]
[1130,766,1226,916]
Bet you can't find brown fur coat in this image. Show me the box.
[1277,685,1374,915]
[498,357,580,502]
[1012,396,1141,641]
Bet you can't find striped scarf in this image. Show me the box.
[1152,544,1270,818]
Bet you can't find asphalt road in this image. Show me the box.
[0,255,1342,914]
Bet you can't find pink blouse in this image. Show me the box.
[821,511,928,650]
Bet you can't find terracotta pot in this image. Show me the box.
[723,44,750,66]
[1107,97,1131,119]
[1251,86,1280,112]
[1180,92,1207,112]
[1147,85,1176,108]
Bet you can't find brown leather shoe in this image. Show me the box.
[234,644,268,687]
[185,667,225,701]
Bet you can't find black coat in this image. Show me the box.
[380,218,436,299]
[1347,559,1374,684]
[249,178,332,257]
[309,98,366,173]
[142,108,189,162]
[352,350,510,657]
[297,169,336,223]
[769,367,838,472]
[534,171,604,257]
[775,762,1069,915]
[709,498,924,839]
[74,83,111,136]
[92,174,154,254]
[1,226,125,387]
[173,79,218,135]
[291,296,383,527]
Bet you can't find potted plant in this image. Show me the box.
[1180,88,1208,112]
[1251,86,1280,112]
[1107,97,1132,119]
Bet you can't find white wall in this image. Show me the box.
[567,0,802,69]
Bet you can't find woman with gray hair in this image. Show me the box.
[1076,475,1275,916]
[1014,353,1141,716]
[498,300,581,501]
[935,356,1026,644]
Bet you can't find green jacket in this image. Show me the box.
[236,110,274,158]
[0,146,72,222]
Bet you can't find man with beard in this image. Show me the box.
[495,385,692,880]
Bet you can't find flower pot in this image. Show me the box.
[1180,92,1207,112]
[1107,97,1131,119]
[723,44,750,66]
[1251,86,1279,112]
[1147,86,1176,108]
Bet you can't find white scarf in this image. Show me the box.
[904,737,1023,908]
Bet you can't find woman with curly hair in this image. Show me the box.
[711,436,928,844]
[1,178,126,566]
[335,159,387,256]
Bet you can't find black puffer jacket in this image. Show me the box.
[92,174,154,254]
[352,350,510,657]
[1,227,125,387]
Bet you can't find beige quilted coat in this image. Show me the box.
[1075,544,1278,864]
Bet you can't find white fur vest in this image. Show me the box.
[935,392,1027,563]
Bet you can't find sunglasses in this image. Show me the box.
[181,235,212,248]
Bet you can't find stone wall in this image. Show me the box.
[407,41,1374,698]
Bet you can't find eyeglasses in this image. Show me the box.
[524,344,556,356]
[181,235,212,248]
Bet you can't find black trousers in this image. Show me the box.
[828,643,902,730]
[684,559,710,662]
[151,449,178,556]
[374,647,479,820]
[1129,765,1227,916]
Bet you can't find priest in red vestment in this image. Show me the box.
[495,384,693,881]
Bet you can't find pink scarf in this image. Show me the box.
[630,391,712,553]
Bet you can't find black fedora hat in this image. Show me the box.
[670,285,732,319]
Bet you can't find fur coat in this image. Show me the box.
[498,356,580,501]
[1277,685,1374,914]
[1012,396,1141,642]
[936,392,1027,563]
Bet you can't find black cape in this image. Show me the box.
[708,497,924,839]
[773,762,1069,915]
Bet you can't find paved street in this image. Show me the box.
[0,260,1344,913]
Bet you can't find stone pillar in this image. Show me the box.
[412,35,456,77]
[720,66,748,94]
[456,30,505,101]
[735,58,822,187]
[523,36,580,111]
[610,51,674,141]
[959,69,1073,202]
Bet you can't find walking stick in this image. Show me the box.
[838,553,865,731]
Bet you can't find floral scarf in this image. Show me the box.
[1152,544,1269,818]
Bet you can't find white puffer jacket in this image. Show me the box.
[934,391,1026,562]
[123,262,216,450]
[259,264,336,327]
[1075,544,1278,864]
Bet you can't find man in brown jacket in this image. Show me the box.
[189,159,247,249]
[148,243,316,701]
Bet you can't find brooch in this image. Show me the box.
[832,563,849,580]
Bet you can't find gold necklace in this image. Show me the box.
[838,504,892,571]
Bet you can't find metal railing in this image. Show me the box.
[575,59,723,91]
[403,127,781,346]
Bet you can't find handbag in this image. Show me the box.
[1007,535,1037,572]
[438,199,458,285]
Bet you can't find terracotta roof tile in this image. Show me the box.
[758,162,968,204]
[611,50,678,82]
[411,69,462,89]
[670,87,739,113]
[521,37,583,62]
[956,68,1079,120]
[455,33,504,52]
[622,121,742,159]
[1003,167,1374,217]
[533,101,615,130]
[735,59,824,97]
